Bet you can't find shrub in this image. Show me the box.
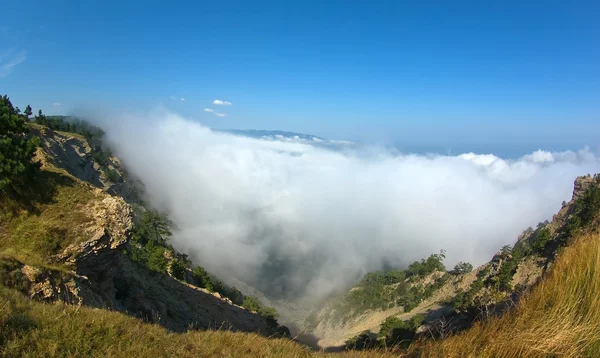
[170,259,186,280]
[451,262,473,275]
[530,226,551,253]
[377,315,422,348]
[242,295,261,312]
[192,266,213,291]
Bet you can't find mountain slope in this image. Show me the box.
[410,230,600,357]
[304,174,600,350]
[0,121,278,335]
[0,285,400,358]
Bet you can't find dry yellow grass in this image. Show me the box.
[410,232,600,357]
[0,286,400,358]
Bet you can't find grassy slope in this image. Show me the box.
[410,232,600,357]
[0,286,399,358]
[0,170,101,269]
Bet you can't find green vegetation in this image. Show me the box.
[450,179,600,315]
[127,209,281,327]
[129,210,174,273]
[413,232,600,357]
[170,257,186,280]
[330,251,448,322]
[452,266,490,313]
[378,314,424,347]
[345,314,425,350]
[0,95,40,192]
[529,223,552,254]
[562,175,600,241]
[450,262,473,275]
[397,274,449,313]
[34,113,105,142]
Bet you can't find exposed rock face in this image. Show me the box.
[573,174,594,201]
[16,126,273,335]
[0,257,104,307]
[31,126,120,189]
[30,125,140,203]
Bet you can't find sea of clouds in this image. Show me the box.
[99,110,600,302]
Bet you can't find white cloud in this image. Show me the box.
[214,112,226,117]
[0,49,26,78]
[213,99,232,106]
[180,98,185,102]
[52,103,62,107]
[100,110,600,306]
[204,108,214,113]
[523,149,555,163]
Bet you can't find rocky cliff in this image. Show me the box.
[0,125,274,335]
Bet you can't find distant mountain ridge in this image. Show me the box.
[216,129,325,142]
[215,129,355,148]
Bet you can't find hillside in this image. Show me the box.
[1,96,600,357]
[302,174,600,351]
[0,284,400,357]
[0,100,287,337]
[410,231,600,357]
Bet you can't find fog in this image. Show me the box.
[101,110,599,303]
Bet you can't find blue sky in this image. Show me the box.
[1,0,599,154]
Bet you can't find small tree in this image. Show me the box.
[0,95,40,191]
[170,259,186,280]
[242,295,261,312]
[451,262,473,275]
[24,105,32,119]
[192,266,213,291]
[133,210,172,245]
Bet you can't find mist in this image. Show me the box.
[101,109,599,303]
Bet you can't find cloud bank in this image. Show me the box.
[102,110,600,303]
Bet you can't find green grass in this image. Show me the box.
[0,170,101,268]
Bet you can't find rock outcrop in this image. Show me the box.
[12,126,274,335]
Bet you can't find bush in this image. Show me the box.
[530,226,551,253]
[132,210,172,246]
[451,262,473,275]
[345,331,378,350]
[242,295,261,312]
[332,250,449,321]
[406,250,446,278]
[377,315,422,348]
[192,266,213,291]
[170,259,186,280]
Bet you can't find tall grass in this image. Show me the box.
[0,286,398,358]
[411,232,600,357]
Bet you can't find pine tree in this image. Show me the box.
[0,95,40,190]
[24,105,32,119]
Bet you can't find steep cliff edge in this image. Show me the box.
[0,124,275,335]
